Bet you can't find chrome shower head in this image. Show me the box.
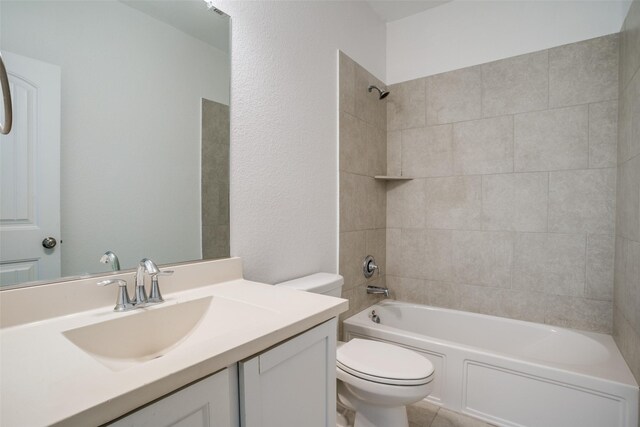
[368,85,390,100]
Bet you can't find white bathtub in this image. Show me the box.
[343,301,639,427]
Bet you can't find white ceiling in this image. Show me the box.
[120,1,230,53]
[366,0,453,22]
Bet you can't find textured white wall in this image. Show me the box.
[387,0,631,84]
[218,1,386,283]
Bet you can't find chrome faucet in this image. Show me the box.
[363,255,389,297]
[98,258,170,312]
[134,258,160,306]
[366,285,390,297]
[100,250,121,271]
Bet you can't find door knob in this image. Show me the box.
[42,237,57,249]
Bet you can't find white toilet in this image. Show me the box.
[276,273,434,427]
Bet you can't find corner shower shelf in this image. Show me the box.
[374,175,414,181]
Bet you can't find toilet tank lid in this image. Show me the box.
[276,273,344,294]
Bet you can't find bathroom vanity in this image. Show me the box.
[109,319,337,427]
[0,258,347,427]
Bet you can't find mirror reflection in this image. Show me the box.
[0,0,230,288]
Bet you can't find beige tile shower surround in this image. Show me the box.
[384,33,620,334]
[339,52,387,329]
[614,0,640,383]
[201,99,230,259]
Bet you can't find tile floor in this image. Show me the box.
[342,400,497,427]
[407,400,497,427]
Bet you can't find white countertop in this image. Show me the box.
[0,266,347,427]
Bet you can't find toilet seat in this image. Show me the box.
[337,339,434,386]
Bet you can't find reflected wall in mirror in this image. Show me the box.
[201,98,229,259]
[0,1,230,288]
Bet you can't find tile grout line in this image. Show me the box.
[427,405,440,427]
[547,49,550,109]
[371,161,616,180]
[546,171,550,233]
[583,232,588,298]
[480,65,485,120]
[620,47,640,94]
[389,271,613,302]
[480,175,486,232]
[387,97,615,134]
[510,226,516,292]
[587,102,591,168]
[512,114,516,174]
[400,128,404,176]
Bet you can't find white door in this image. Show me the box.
[0,52,61,286]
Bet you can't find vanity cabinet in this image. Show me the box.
[107,318,337,427]
[107,366,239,427]
[239,318,337,427]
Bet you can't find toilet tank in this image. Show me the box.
[276,273,344,298]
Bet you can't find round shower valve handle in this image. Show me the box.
[42,237,57,249]
[363,255,379,278]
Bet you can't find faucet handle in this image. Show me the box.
[363,255,381,278]
[97,279,134,312]
[148,270,173,304]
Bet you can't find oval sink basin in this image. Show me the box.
[63,296,212,371]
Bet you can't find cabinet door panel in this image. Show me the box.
[240,319,337,427]
[108,367,236,427]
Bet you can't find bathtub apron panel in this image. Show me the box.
[343,301,639,427]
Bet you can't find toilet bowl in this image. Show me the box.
[336,339,434,427]
[275,273,435,427]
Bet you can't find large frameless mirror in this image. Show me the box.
[0,0,230,289]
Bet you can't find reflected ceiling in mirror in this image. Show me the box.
[0,1,230,289]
